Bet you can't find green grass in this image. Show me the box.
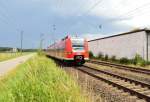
[0,52,31,62]
[0,55,87,102]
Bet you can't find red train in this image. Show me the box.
[46,36,89,65]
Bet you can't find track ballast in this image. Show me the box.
[76,65,150,101]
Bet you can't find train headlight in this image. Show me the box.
[67,52,72,54]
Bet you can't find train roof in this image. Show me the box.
[61,35,84,41]
[88,28,150,42]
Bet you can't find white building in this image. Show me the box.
[88,29,150,61]
[12,47,18,52]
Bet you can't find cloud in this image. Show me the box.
[1,0,150,48]
[46,0,150,28]
[17,0,150,29]
[84,0,150,28]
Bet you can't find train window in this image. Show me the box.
[72,39,84,50]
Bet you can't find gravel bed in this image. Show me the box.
[63,66,141,102]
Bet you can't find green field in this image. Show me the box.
[0,55,87,102]
[0,52,31,62]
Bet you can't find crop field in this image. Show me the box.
[0,52,31,62]
[0,55,87,102]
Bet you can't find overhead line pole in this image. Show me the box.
[52,24,56,48]
[40,33,44,51]
[20,30,23,53]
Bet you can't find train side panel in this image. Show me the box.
[46,39,66,60]
[65,37,73,60]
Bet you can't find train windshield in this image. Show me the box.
[72,39,84,51]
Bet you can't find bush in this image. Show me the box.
[119,57,129,64]
[146,61,150,65]
[89,51,94,58]
[140,60,147,66]
[132,54,145,66]
[110,55,117,62]
[104,54,109,61]
[98,52,104,59]
[37,49,45,56]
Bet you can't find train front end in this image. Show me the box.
[65,37,89,65]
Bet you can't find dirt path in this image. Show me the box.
[0,53,35,76]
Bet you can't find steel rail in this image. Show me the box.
[88,60,150,75]
[76,65,150,101]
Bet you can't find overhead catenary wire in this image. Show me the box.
[0,0,24,49]
[76,0,129,32]
[83,0,103,15]
[79,0,150,25]
[121,6,150,19]
[0,0,21,31]
[68,0,104,33]
[64,0,150,34]
[106,1,150,23]
[117,2,150,19]
[79,0,103,15]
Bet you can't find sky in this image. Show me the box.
[0,0,150,48]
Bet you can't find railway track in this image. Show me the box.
[88,60,150,75]
[76,65,150,101]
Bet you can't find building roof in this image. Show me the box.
[88,28,150,42]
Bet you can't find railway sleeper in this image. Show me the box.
[136,99,147,102]
[133,88,149,92]
[112,80,124,84]
[105,76,117,79]
[127,86,142,90]
[111,79,122,82]
[140,90,150,95]
[115,89,123,93]
[121,92,130,96]
[128,96,138,100]
[113,81,128,85]
[121,83,134,87]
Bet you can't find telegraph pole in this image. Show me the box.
[52,24,56,43]
[20,31,23,53]
[40,33,44,51]
[99,25,102,29]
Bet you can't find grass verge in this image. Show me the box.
[0,52,32,62]
[0,55,87,102]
